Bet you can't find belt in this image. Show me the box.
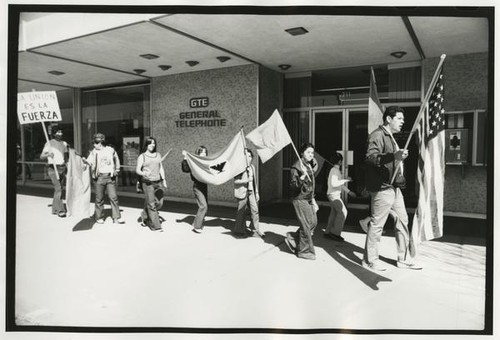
[143,179,161,185]
[98,173,113,177]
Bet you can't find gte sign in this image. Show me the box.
[189,97,209,108]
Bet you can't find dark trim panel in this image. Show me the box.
[401,16,426,60]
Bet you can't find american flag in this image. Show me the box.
[411,69,445,245]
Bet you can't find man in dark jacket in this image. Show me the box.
[362,106,421,271]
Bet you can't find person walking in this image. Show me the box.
[40,126,68,217]
[182,146,208,234]
[136,137,167,232]
[362,106,421,271]
[285,143,319,260]
[86,133,125,224]
[232,148,264,239]
[324,152,356,242]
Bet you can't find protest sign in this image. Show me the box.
[17,91,62,125]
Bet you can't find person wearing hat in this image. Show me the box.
[85,133,125,224]
[136,136,167,232]
[40,126,68,217]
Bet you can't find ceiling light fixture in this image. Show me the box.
[158,65,172,71]
[216,56,231,63]
[140,54,159,60]
[278,64,291,71]
[133,69,146,74]
[186,61,199,67]
[285,27,309,36]
[390,51,407,59]
[48,70,65,76]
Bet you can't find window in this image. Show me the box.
[445,110,487,166]
[82,84,151,192]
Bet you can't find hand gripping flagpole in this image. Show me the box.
[390,54,446,184]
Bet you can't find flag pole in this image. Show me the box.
[32,88,60,180]
[290,141,311,181]
[390,54,446,184]
[161,148,173,162]
[240,126,250,168]
[41,121,60,180]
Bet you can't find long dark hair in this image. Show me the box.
[142,136,157,153]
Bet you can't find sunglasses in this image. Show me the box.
[93,140,103,144]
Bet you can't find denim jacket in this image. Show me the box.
[365,125,406,191]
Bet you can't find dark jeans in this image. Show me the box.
[192,184,208,230]
[47,165,66,214]
[234,191,260,234]
[291,199,317,257]
[141,181,164,230]
[94,175,121,220]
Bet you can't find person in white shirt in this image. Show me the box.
[324,152,356,242]
[40,126,68,217]
[85,133,125,224]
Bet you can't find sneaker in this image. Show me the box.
[397,261,423,270]
[192,228,202,234]
[114,218,125,224]
[359,218,369,233]
[284,236,296,254]
[362,260,386,272]
[58,212,67,218]
[324,233,344,242]
[298,253,316,260]
[96,218,105,224]
[253,231,266,239]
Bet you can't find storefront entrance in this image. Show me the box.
[283,105,420,208]
[312,108,369,205]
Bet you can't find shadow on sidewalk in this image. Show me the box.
[175,215,235,231]
[314,234,393,291]
[72,208,123,232]
[73,218,95,232]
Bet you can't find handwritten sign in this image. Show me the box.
[17,91,62,125]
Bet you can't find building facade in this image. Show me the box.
[15,10,490,216]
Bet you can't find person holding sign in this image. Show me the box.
[136,137,168,232]
[285,143,319,260]
[85,133,125,224]
[40,126,68,217]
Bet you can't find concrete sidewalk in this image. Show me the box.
[12,194,486,331]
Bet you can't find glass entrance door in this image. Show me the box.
[312,108,370,205]
[312,109,344,202]
[347,109,370,205]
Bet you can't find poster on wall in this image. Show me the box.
[122,136,140,168]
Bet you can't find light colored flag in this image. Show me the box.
[245,109,292,163]
[66,149,91,218]
[411,69,445,245]
[183,132,247,185]
[368,67,384,134]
